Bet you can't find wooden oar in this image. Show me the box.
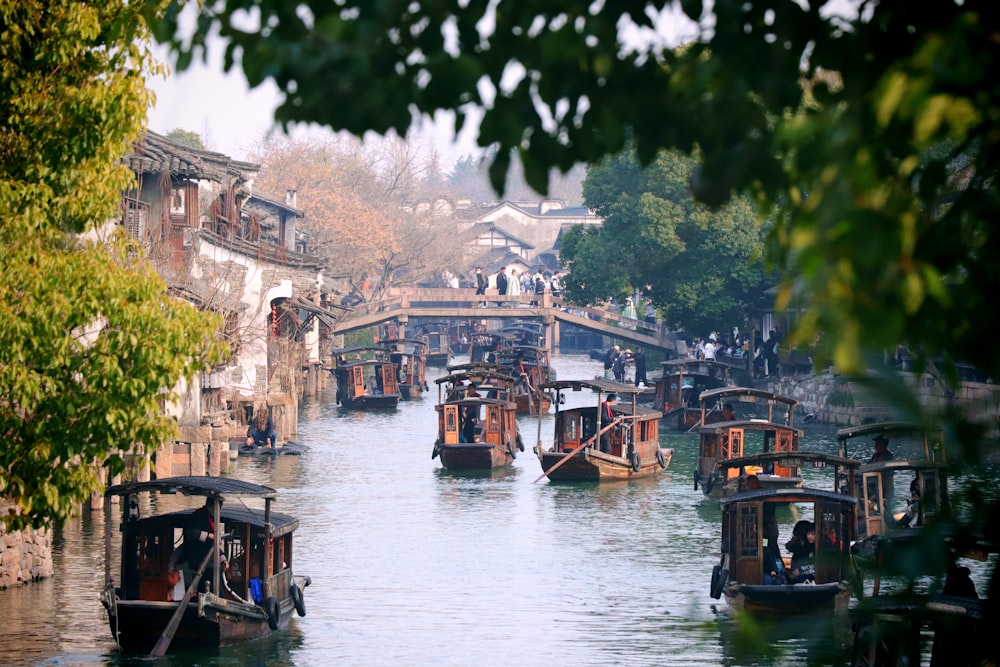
[149,546,214,657]
[686,404,718,433]
[533,419,620,483]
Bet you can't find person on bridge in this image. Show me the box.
[506,268,521,305]
[474,267,488,307]
[495,268,508,307]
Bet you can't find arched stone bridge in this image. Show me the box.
[330,288,682,354]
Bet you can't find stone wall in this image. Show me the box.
[760,370,1000,435]
[0,505,53,589]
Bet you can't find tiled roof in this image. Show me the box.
[124,130,259,182]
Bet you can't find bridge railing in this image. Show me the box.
[339,287,676,345]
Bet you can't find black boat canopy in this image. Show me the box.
[105,475,278,500]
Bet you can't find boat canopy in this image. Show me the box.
[698,386,799,407]
[837,421,945,461]
[445,362,517,376]
[717,451,859,473]
[541,379,645,394]
[720,486,859,508]
[378,337,428,348]
[436,369,517,386]
[105,476,278,500]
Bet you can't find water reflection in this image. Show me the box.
[13,353,997,666]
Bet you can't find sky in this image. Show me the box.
[145,41,478,167]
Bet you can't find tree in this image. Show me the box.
[0,1,226,530]
[166,128,206,150]
[147,0,1000,382]
[250,135,461,297]
[561,148,771,334]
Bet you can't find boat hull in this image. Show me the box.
[537,447,672,482]
[425,352,451,367]
[514,393,552,415]
[436,442,515,470]
[107,594,294,652]
[399,383,424,399]
[340,394,400,410]
[724,582,850,615]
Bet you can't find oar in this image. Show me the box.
[686,404,718,433]
[149,546,214,657]
[533,419,621,483]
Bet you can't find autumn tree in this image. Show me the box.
[250,134,461,297]
[561,148,771,334]
[0,1,226,529]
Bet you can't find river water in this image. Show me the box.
[3,354,995,667]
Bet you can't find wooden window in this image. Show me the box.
[121,197,148,240]
[739,504,759,558]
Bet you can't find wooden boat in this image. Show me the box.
[710,453,861,614]
[414,321,452,367]
[500,321,545,347]
[468,331,514,363]
[534,380,673,482]
[654,359,733,429]
[100,476,310,653]
[496,344,556,414]
[432,368,522,469]
[331,346,401,409]
[848,530,995,666]
[837,422,950,560]
[693,387,803,498]
[377,337,429,399]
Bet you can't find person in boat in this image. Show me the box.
[461,405,479,443]
[943,564,978,599]
[786,520,816,584]
[722,402,737,421]
[180,497,227,593]
[896,477,921,527]
[514,354,531,391]
[762,513,786,585]
[246,404,278,449]
[599,393,617,453]
[869,434,894,463]
[604,345,619,381]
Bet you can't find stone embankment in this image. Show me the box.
[0,504,53,589]
[760,369,1000,436]
[1,416,250,589]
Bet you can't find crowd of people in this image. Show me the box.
[679,327,784,378]
[470,266,564,307]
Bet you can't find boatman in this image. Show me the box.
[599,393,617,453]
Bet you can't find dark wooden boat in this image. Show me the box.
[654,359,733,429]
[414,321,452,367]
[710,454,861,614]
[468,331,514,364]
[377,337,429,399]
[500,321,545,347]
[496,344,556,415]
[694,387,803,498]
[848,530,996,666]
[837,422,951,561]
[534,380,673,482]
[332,346,401,409]
[100,476,310,653]
[432,368,522,470]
